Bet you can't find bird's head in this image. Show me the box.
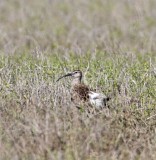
[56,70,82,82]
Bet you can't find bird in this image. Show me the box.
[56,70,110,109]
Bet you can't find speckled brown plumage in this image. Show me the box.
[71,83,90,102]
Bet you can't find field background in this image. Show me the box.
[0,0,156,159]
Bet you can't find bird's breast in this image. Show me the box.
[71,84,90,101]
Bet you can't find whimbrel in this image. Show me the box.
[56,70,110,109]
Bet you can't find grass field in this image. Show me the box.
[0,0,156,159]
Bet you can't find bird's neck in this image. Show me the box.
[71,77,81,86]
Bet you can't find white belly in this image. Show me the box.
[89,98,104,108]
[88,91,108,109]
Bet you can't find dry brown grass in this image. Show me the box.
[0,0,156,160]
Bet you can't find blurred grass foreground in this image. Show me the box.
[0,0,156,160]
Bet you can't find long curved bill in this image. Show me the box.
[56,73,72,82]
